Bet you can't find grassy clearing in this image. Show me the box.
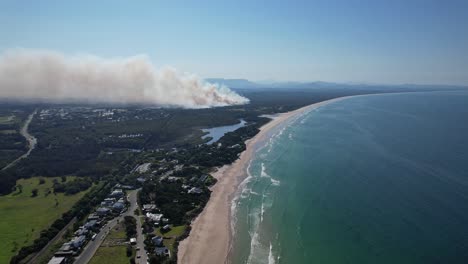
[155,225,186,253]
[88,246,129,264]
[0,115,15,124]
[89,222,130,264]
[0,129,17,134]
[107,222,127,240]
[0,176,91,263]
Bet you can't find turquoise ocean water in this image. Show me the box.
[230,91,468,264]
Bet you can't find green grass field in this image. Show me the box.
[0,129,17,134]
[88,246,129,264]
[0,115,15,124]
[0,176,91,263]
[89,222,130,264]
[155,225,186,253]
[106,222,127,240]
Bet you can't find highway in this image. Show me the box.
[74,189,148,264]
[2,109,37,170]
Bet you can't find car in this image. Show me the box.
[136,247,140,251]
[137,255,141,258]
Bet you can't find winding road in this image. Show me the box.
[2,109,37,170]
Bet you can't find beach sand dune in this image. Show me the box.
[178,97,349,264]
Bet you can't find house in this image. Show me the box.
[87,213,100,221]
[155,246,170,257]
[47,256,67,264]
[58,242,72,252]
[189,176,198,182]
[109,189,124,198]
[136,177,146,183]
[84,220,98,230]
[152,236,164,246]
[112,202,125,211]
[74,227,88,236]
[143,204,157,212]
[71,235,86,249]
[146,213,163,222]
[54,242,74,257]
[114,183,134,190]
[101,198,116,207]
[188,187,203,194]
[96,207,111,216]
[167,176,179,183]
[199,174,208,183]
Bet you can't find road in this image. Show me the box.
[2,109,37,170]
[133,192,148,264]
[74,189,148,264]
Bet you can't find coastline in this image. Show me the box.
[177,96,353,264]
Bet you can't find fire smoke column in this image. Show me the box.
[0,49,250,108]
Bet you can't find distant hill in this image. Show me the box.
[204,78,263,89]
[205,78,468,91]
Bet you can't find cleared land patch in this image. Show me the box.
[89,222,131,264]
[0,129,17,134]
[0,115,15,124]
[0,176,91,263]
[155,225,186,254]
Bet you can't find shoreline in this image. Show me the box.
[177,96,355,264]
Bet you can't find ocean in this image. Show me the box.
[230,91,468,264]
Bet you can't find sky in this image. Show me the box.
[1,0,467,85]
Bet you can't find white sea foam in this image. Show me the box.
[270,178,281,186]
[260,201,265,223]
[231,159,254,234]
[250,190,260,196]
[260,163,269,178]
[268,243,276,264]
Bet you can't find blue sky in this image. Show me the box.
[1,0,467,85]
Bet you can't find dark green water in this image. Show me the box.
[231,91,468,264]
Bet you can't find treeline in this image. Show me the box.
[123,216,137,240]
[53,177,93,195]
[0,133,27,150]
[10,181,114,264]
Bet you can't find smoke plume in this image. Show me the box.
[0,49,249,108]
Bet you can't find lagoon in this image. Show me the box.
[202,119,246,144]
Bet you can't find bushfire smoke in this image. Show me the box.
[0,49,249,108]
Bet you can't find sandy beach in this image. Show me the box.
[178,96,351,264]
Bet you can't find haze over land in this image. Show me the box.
[0,49,249,108]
